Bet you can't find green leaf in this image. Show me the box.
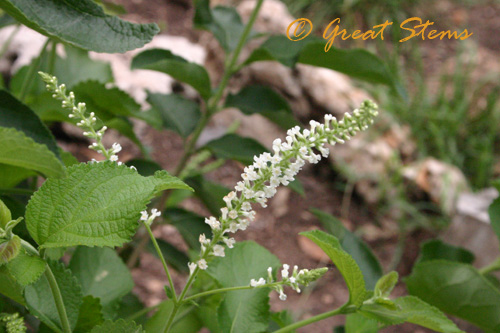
[25,260,83,332]
[147,93,201,137]
[131,49,212,101]
[125,159,162,177]
[311,209,382,290]
[300,230,367,306]
[144,300,201,333]
[488,196,500,245]
[164,208,212,251]
[374,271,398,299]
[194,0,258,52]
[360,296,464,333]
[69,247,134,317]
[0,0,159,53]
[147,239,189,273]
[206,241,280,333]
[344,313,379,333]
[185,175,230,216]
[115,293,146,325]
[416,239,475,265]
[0,127,66,179]
[269,311,295,331]
[0,90,61,159]
[74,296,104,333]
[204,134,268,165]
[0,199,12,228]
[0,265,25,305]
[297,42,395,87]
[91,319,144,333]
[6,249,45,286]
[0,164,35,189]
[0,236,21,265]
[225,85,299,129]
[406,260,500,332]
[26,162,191,248]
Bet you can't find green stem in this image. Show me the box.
[126,302,163,322]
[479,256,500,275]
[183,283,279,303]
[273,304,355,333]
[143,222,178,303]
[44,263,71,333]
[19,38,50,101]
[0,188,34,196]
[48,40,57,74]
[0,24,20,59]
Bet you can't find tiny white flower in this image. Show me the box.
[140,211,148,221]
[188,262,197,275]
[228,210,238,220]
[213,245,225,257]
[205,217,220,230]
[197,259,208,270]
[282,264,290,278]
[279,290,287,301]
[109,155,118,162]
[112,143,122,154]
[223,237,235,248]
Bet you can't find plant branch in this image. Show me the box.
[479,256,500,275]
[273,304,356,333]
[183,283,280,303]
[44,263,71,333]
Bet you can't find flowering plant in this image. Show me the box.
[0,0,472,332]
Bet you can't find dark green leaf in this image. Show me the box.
[25,260,83,332]
[311,208,382,290]
[144,300,201,333]
[206,241,280,333]
[225,85,299,129]
[69,247,134,317]
[0,13,16,28]
[74,296,104,333]
[406,260,500,332]
[0,0,159,52]
[300,230,367,306]
[115,293,146,325]
[147,93,201,137]
[204,134,268,165]
[0,90,60,159]
[269,311,295,331]
[416,239,475,265]
[164,208,212,251]
[0,127,66,179]
[488,196,500,246]
[185,175,230,216]
[26,162,192,248]
[91,319,145,333]
[147,239,189,273]
[298,42,395,87]
[132,49,211,100]
[125,159,162,177]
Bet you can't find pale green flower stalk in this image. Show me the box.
[183,100,379,300]
[39,72,123,164]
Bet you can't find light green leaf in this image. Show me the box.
[311,208,382,290]
[6,249,45,286]
[416,239,475,265]
[0,236,21,265]
[0,199,12,228]
[406,260,500,332]
[300,230,367,306]
[131,49,212,101]
[0,164,36,189]
[147,93,201,137]
[147,239,189,273]
[0,0,159,53]
[144,300,201,333]
[0,265,25,305]
[225,85,299,129]
[164,208,212,251]
[204,134,268,165]
[74,296,104,333]
[206,241,280,333]
[25,260,83,332]
[0,90,61,159]
[344,313,379,333]
[360,296,464,333]
[0,127,66,179]
[26,162,192,248]
[374,271,398,299]
[69,247,133,317]
[91,319,144,333]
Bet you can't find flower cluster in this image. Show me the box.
[39,72,124,164]
[250,264,328,301]
[140,208,162,227]
[187,100,378,275]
